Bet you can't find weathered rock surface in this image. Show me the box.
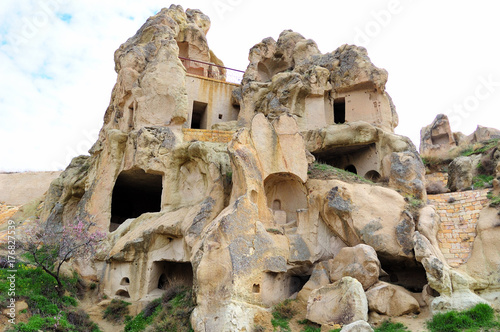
[388,151,427,200]
[420,114,457,159]
[366,281,420,316]
[340,320,374,332]
[463,207,500,310]
[307,277,368,326]
[312,179,415,262]
[447,155,481,191]
[236,31,397,132]
[297,261,330,303]
[328,244,381,290]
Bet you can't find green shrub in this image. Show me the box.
[298,318,321,332]
[374,320,409,332]
[427,303,500,332]
[103,299,131,323]
[271,300,296,332]
[124,299,162,332]
[66,309,101,332]
[472,174,494,188]
[309,162,374,185]
[151,288,194,332]
[1,262,99,332]
[9,314,71,332]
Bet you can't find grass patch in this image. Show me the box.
[461,139,500,157]
[297,318,321,332]
[103,299,131,323]
[124,285,195,332]
[427,303,500,332]
[308,162,374,185]
[472,174,494,189]
[1,261,99,332]
[266,228,283,235]
[271,300,296,332]
[374,320,409,332]
[487,191,500,207]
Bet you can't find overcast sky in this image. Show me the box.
[1,0,499,172]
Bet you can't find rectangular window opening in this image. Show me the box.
[334,97,346,124]
[191,101,208,129]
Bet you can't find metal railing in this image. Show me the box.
[179,56,244,84]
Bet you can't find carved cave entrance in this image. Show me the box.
[379,259,428,293]
[334,97,346,124]
[264,173,307,225]
[149,261,194,293]
[313,143,379,181]
[110,169,163,232]
[260,271,310,306]
[191,101,208,129]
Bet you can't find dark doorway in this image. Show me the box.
[345,165,357,174]
[365,170,381,182]
[334,97,346,124]
[191,101,208,129]
[110,169,163,231]
[150,261,193,293]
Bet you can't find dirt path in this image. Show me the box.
[79,292,125,332]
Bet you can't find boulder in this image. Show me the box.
[388,151,427,200]
[366,281,420,316]
[328,244,381,291]
[447,155,481,191]
[313,179,415,262]
[307,277,368,326]
[340,320,374,332]
[297,261,330,303]
[419,114,457,159]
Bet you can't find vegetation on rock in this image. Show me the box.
[426,303,500,332]
[123,284,194,332]
[1,261,99,332]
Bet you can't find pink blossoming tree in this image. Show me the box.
[21,219,106,296]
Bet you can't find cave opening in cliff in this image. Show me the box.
[191,101,208,129]
[379,260,428,292]
[261,271,311,306]
[110,169,163,232]
[334,97,346,124]
[149,261,194,293]
[264,173,307,224]
[344,164,357,174]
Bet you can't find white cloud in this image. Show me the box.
[1,0,500,171]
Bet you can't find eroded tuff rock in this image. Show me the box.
[420,114,500,161]
[420,114,457,159]
[328,244,381,291]
[236,31,397,132]
[307,277,368,326]
[447,155,481,191]
[32,5,500,331]
[340,321,374,332]
[366,281,420,316]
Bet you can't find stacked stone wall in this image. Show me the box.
[427,189,490,267]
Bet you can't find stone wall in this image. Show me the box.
[182,129,235,143]
[427,189,490,267]
[425,172,448,188]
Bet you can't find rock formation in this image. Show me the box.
[24,5,500,332]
